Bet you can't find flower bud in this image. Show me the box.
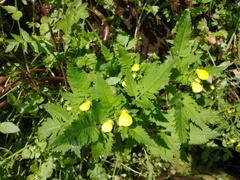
[101,120,113,132]
[131,64,140,72]
[79,101,91,111]
[196,69,209,80]
[191,82,203,93]
[119,110,133,127]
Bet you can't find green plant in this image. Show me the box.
[1,0,240,179]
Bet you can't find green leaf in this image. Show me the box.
[5,41,19,52]
[106,77,121,85]
[139,60,175,98]
[67,62,91,96]
[129,126,157,148]
[0,122,20,134]
[124,70,138,97]
[40,16,52,24]
[38,117,62,141]
[116,32,129,47]
[44,104,70,122]
[20,28,32,42]
[7,93,18,106]
[51,113,99,149]
[174,103,189,143]
[204,61,232,75]
[39,161,53,178]
[87,163,108,180]
[91,133,113,161]
[1,5,17,13]
[101,45,114,61]
[12,11,22,21]
[182,94,206,128]
[11,34,24,42]
[189,123,219,144]
[132,98,155,109]
[76,3,89,19]
[94,74,122,112]
[173,12,192,57]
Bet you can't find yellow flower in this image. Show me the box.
[131,64,140,72]
[101,120,113,132]
[235,144,240,152]
[122,81,126,87]
[196,69,209,80]
[79,101,91,111]
[194,78,201,83]
[191,82,203,93]
[119,110,133,127]
[66,106,72,111]
[227,109,232,114]
[132,73,137,79]
[210,85,215,90]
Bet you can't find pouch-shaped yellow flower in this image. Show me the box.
[119,110,133,127]
[235,144,240,152]
[101,120,113,132]
[196,69,209,80]
[131,64,140,72]
[79,101,91,111]
[191,82,203,93]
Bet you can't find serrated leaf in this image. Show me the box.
[189,123,219,144]
[182,95,206,128]
[91,101,107,124]
[0,122,20,134]
[129,126,157,148]
[38,117,62,141]
[173,12,192,57]
[174,103,189,143]
[132,98,155,108]
[95,74,121,112]
[67,62,91,96]
[139,60,175,98]
[91,133,113,161]
[44,104,70,122]
[51,113,99,149]
[150,132,180,163]
[124,70,138,97]
[101,45,114,61]
[204,61,232,75]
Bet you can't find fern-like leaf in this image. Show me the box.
[139,60,175,98]
[67,62,91,96]
[182,94,206,128]
[174,104,189,143]
[129,126,157,148]
[38,117,62,142]
[173,12,192,57]
[189,123,219,144]
[51,113,100,150]
[124,70,138,97]
[94,74,122,113]
[91,133,113,161]
[44,103,71,122]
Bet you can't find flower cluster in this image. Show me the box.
[78,101,133,133]
[191,69,209,93]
